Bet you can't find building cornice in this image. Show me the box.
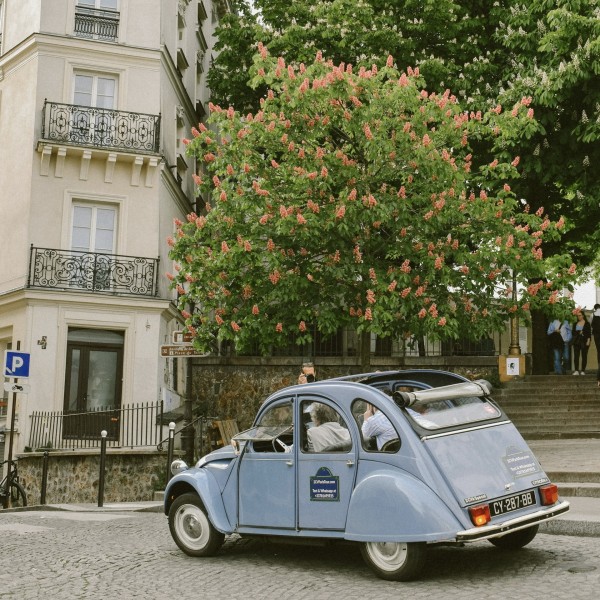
[0,286,173,313]
[1,32,162,82]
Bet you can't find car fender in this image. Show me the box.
[164,468,234,534]
[345,468,463,542]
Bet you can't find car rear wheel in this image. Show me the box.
[168,493,224,557]
[360,541,427,581]
[489,524,539,550]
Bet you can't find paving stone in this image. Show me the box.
[0,511,598,599]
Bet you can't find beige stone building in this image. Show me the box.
[0,0,227,461]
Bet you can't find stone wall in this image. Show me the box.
[192,356,500,431]
[16,450,171,505]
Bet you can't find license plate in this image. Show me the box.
[490,490,536,517]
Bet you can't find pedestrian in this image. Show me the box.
[592,304,600,387]
[571,309,591,375]
[547,318,571,374]
[298,361,316,384]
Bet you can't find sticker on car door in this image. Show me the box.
[310,467,339,501]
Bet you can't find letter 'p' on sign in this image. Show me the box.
[3,351,31,378]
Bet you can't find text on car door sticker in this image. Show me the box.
[310,467,339,501]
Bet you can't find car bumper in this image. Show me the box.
[456,500,570,542]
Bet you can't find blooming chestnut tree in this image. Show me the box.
[168,48,576,355]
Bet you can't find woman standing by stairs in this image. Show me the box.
[572,310,591,376]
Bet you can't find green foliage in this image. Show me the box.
[168,52,576,354]
[208,0,600,274]
[494,0,600,266]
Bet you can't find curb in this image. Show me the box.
[540,519,600,538]
[1,502,163,514]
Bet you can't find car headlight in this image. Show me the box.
[170,459,188,476]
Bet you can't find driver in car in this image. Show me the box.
[307,403,351,452]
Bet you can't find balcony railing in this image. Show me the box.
[29,402,164,450]
[28,246,160,297]
[74,5,119,41]
[41,100,161,153]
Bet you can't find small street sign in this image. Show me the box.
[160,345,206,357]
[172,331,194,345]
[3,350,31,378]
[3,382,30,394]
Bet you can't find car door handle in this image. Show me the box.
[286,461,293,466]
[346,460,355,467]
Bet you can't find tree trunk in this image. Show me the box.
[360,331,371,372]
[531,309,550,375]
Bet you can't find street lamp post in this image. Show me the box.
[180,299,195,466]
[508,270,521,356]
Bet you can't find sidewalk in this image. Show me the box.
[529,439,600,537]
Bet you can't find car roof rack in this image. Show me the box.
[393,379,493,407]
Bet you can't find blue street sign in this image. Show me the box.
[3,351,31,378]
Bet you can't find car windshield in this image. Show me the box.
[405,396,501,430]
[232,425,291,442]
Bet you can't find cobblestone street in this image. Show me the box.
[1,511,598,599]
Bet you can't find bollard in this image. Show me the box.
[98,430,107,508]
[166,422,176,482]
[40,451,49,505]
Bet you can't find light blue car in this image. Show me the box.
[164,370,569,581]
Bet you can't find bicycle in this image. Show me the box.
[0,459,28,509]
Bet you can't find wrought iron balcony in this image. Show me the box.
[28,246,159,297]
[41,100,161,153]
[74,5,119,41]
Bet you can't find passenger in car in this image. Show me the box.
[362,402,397,450]
[307,403,351,452]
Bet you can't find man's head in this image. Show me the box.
[299,362,316,383]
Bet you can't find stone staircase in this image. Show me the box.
[544,471,600,499]
[494,375,600,500]
[492,374,600,440]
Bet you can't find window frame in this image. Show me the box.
[71,203,118,255]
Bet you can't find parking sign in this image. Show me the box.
[3,350,31,378]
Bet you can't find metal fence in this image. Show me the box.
[74,5,119,41]
[28,246,160,297]
[29,402,164,451]
[229,327,502,359]
[41,100,161,153]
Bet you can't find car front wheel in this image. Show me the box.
[360,541,427,581]
[168,493,224,557]
[489,524,539,550]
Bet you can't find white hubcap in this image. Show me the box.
[366,542,408,571]
[175,504,210,550]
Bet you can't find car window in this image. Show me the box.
[301,400,352,453]
[352,398,400,453]
[404,395,501,430]
[245,400,293,452]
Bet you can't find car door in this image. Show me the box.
[237,398,296,530]
[297,396,357,531]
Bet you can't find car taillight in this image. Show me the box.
[539,483,559,506]
[469,504,491,527]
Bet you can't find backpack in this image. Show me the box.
[548,330,564,350]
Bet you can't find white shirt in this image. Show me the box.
[307,422,351,452]
[361,410,396,450]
